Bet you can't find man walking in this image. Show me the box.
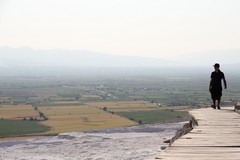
[209,63,227,109]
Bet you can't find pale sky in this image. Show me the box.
[0,0,240,59]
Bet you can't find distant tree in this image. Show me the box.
[39,112,44,118]
[102,96,106,100]
[129,118,135,121]
[103,107,107,111]
[75,94,81,100]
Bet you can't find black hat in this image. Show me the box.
[213,63,220,67]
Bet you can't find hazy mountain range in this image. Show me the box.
[179,49,240,66]
[0,46,176,68]
[0,46,239,76]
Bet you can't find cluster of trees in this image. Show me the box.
[128,117,143,125]
[102,107,115,114]
[102,106,143,124]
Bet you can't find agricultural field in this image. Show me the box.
[37,104,136,134]
[0,120,49,137]
[117,110,189,124]
[87,101,161,112]
[0,105,50,137]
[0,105,39,120]
[87,101,191,124]
[0,103,136,137]
[0,76,238,106]
[0,75,239,137]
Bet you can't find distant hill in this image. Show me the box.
[0,46,176,68]
[179,49,240,66]
[0,46,240,76]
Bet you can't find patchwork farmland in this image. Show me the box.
[2,75,237,138]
